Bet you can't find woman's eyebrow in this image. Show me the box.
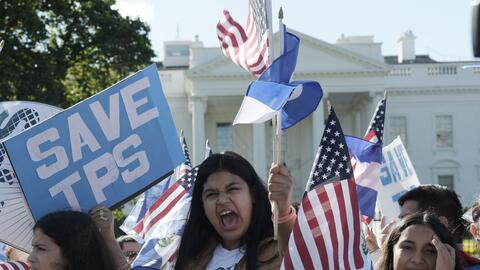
[225,182,241,188]
[203,187,217,193]
[399,240,415,244]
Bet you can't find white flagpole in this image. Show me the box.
[263,0,281,240]
[272,6,286,241]
[265,0,275,63]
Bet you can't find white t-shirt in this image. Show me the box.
[205,244,245,270]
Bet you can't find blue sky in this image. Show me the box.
[114,0,476,62]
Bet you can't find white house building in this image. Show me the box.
[157,30,480,206]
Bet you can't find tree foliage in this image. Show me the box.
[0,0,155,107]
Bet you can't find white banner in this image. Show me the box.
[377,136,420,222]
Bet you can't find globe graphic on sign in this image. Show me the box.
[0,108,41,185]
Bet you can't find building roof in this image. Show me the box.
[155,62,189,70]
[384,55,437,64]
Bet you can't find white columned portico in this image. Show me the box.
[189,96,207,165]
[312,97,326,156]
[252,123,267,180]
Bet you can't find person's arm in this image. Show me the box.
[268,164,295,254]
[90,205,130,270]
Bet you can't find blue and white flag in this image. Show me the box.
[234,25,323,129]
[346,136,383,221]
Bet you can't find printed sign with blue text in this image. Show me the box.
[377,136,420,222]
[4,64,185,220]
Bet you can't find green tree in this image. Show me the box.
[0,0,154,107]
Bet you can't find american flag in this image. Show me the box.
[282,105,364,270]
[173,133,193,183]
[132,167,198,239]
[363,98,386,143]
[216,0,270,77]
[0,261,29,270]
[131,133,196,239]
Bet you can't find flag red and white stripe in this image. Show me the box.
[282,180,363,270]
[0,261,29,270]
[132,167,198,239]
[216,0,270,77]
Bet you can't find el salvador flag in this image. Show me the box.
[233,25,323,129]
[345,135,383,220]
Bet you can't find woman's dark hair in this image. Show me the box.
[34,211,116,270]
[377,212,463,270]
[175,151,274,270]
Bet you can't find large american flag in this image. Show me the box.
[363,98,386,143]
[216,0,270,77]
[282,105,364,270]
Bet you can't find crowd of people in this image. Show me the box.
[1,151,480,270]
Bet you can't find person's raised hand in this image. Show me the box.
[268,163,293,216]
[90,205,115,239]
[379,215,395,245]
[364,222,379,253]
[432,235,456,270]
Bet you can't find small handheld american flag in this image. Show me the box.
[282,104,364,270]
[364,97,386,143]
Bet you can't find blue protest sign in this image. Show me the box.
[3,64,185,220]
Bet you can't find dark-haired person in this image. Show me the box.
[27,210,118,270]
[378,212,462,270]
[174,151,294,270]
[117,235,141,267]
[469,201,480,242]
[398,185,480,269]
